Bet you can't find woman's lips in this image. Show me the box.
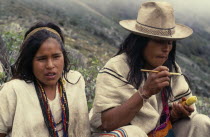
[45,72,56,79]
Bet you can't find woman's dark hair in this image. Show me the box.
[12,22,70,82]
[116,33,178,99]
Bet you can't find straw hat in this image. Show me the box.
[119,1,193,40]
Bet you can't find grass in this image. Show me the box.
[196,96,210,117]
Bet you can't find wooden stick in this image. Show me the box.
[140,69,182,76]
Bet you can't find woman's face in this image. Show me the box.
[143,39,173,69]
[33,38,64,88]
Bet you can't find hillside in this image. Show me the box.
[0,0,210,109]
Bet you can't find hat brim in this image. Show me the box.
[119,20,193,40]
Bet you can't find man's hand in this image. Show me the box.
[170,97,195,121]
[142,66,170,97]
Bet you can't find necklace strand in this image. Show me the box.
[35,79,69,137]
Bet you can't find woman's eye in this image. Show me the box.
[37,58,45,61]
[54,55,60,59]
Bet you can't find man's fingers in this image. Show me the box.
[156,76,170,83]
[154,66,169,72]
[158,82,170,88]
[177,104,190,116]
[172,102,192,118]
[184,105,195,113]
[182,97,187,101]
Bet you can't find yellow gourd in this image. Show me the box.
[182,96,197,106]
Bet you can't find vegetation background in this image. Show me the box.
[0,0,209,116]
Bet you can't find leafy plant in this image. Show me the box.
[0,31,24,82]
[1,31,23,65]
[196,96,210,117]
[77,57,103,110]
[0,72,6,85]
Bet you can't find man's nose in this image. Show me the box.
[162,42,171,52]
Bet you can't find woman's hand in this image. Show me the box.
[170,97,195,122]
[142,66,170,97]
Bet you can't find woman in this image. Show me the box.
[90,1,210,137]
[0,22,90,137]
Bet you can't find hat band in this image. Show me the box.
[135,21,175,36]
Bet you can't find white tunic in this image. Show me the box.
[0,70,90,137]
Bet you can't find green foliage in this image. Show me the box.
[196,96,210,117]
[1,31,23,65]
[0,72,6,85]
[77,57,103,110]
[0,31,23,82]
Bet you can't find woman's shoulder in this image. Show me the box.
[67,70,82,76]
[0,79,31,97]
[0,79,28,90]
[65,70,84,84]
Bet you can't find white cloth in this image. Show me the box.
[48,86,63,137]
[89,53,210,136]
[0,70,90,137]
[172,113,210,137]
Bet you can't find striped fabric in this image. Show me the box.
[172,88,191,102]
[99,67,129,85]
[99,128,127,137]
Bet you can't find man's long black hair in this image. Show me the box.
[116,33,178,100]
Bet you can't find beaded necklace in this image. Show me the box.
[34,79,69,137]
